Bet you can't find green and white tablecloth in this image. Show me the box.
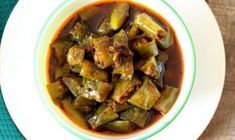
[0,0,25,139]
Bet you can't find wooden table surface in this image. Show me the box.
[199,0,235,139]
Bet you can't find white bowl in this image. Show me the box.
[36,0,196,139]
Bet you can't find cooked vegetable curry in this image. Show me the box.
[47,1,183,135]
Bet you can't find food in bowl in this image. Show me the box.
[46,1,183,135]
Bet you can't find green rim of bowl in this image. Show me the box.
[35,0,196,139]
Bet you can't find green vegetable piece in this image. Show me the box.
[111,30,133,68]
[153,85,179,114]
[80,79,113,102]
[113,56,134,80]
[111,77,140,104]
[111,2,129,30]
[80,33,98,52]
[98,16,112,35]
[62,76,83,97]
[158,28,174,49]
[51,39,74,65]
[127,24,139,39]
[73,95,96,113]
[70,22,87,42]
[88,103,119,129]
[67,45,85,66]
[108,99,132,112]
[79,6,100,21]
[62,99,88,129]
[134,13,166,38]
[156,64,166,89]
[131,36,158,58]
[47,81,66,103]
[120,107,150,127]
[128,77,161,110]
[70,65,81,73]
[93,36,113,69]
[54,64,70,80]
[113,29,128,47]
[139,57,160,78]
[80,60,108,82]
[153,53,168,89]
[105,120,135,133]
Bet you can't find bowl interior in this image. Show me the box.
[36,0,195,139]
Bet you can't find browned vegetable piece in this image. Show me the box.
[80,78,113,102]
[80,60,108,82]
[113,29,128,47]
[113,56,134,80]
[130,35,158,58]
[127,24,139,39]
[109,30,133,68]
[128,77,161,110]
[67,44,85,66]
[111,46,133,68]
[111,30,133,68]
[80,33,98,53]
[108,99,132,112]
[139,56,160,78]
[92,36,113,69]
[111,77,141,104]
[153,85,179,114]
